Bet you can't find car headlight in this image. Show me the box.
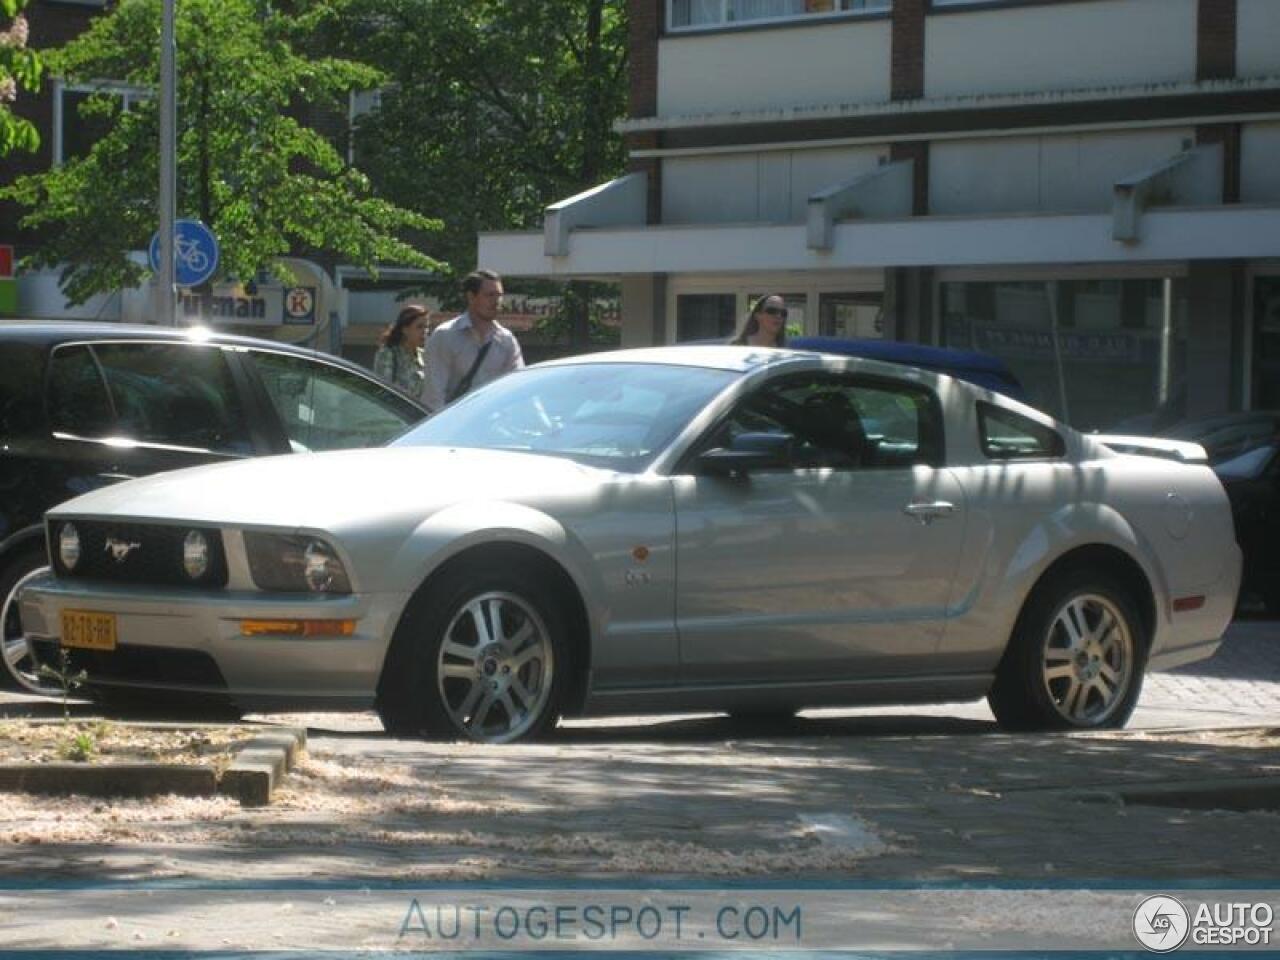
[244,532,352,594]
[58,522,81,571]
[183,530,209,580]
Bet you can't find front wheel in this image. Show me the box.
[0,546,56,695]
[377,564,570,743]
[988,569,1147,731]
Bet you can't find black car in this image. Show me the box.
[0,320,426,692]
[1162,411,1280,613]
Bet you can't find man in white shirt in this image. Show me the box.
[422,269,525,413]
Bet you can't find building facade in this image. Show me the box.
[480,0,1280,431]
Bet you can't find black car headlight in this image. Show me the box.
[244,532,352,594]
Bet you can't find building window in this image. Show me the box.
[1253,276,1280,409]
[941,277,1188,433]
[54,80,150,165]
[668,0,890,32]
[676,293,736,341]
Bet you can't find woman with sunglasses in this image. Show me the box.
[731,294,789,348]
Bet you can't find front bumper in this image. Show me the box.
[17,572,408,710]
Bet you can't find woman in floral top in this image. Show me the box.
[372,304,429,398]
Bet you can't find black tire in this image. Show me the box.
[376,560,572,743]
[988,567,1148,731]
[0,544,54,694]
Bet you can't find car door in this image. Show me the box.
[671,370,966,685]
[241,348,425,452]
[44,341,258,491]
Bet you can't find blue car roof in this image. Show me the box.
[789,336,1027,401]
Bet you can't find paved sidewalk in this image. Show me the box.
[1,618,1277,885]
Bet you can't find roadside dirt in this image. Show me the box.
[0,719,241,769]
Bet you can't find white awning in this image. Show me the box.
[479,205,1280,278]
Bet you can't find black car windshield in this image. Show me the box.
[392,362,737,472]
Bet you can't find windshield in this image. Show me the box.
[392,362,737,472]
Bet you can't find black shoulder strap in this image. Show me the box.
[448,339,494,403]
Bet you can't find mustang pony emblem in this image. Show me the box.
[103,538,142,563]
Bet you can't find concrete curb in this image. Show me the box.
[0,723,307,807]
[219,728,308,807]
[0,763,215,797]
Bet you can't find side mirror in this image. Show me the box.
[696,432,794,476]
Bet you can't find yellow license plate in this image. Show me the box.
[61,610,117,651]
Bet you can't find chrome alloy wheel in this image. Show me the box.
[1040,592,1135,726]
[1,564,53,695]
[436,591,555,743]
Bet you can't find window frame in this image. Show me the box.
[977,400,1066,461]
[683,369,946,473]
[666,0,891,35]
[242,346,424,453]
[52,78,152,166]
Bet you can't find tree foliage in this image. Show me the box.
[3,0,441,304]
[303,0,629,299]
[0,0,43,155]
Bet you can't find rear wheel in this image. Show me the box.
[988,568,1147,731]
[0,545,55,695]
[376,562,570,743]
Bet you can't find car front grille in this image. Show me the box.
[32,638,229,689]
[46,519,228,589]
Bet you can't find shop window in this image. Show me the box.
[669,0,889,32]
[819,292,883,338]
[1254,277,1280,410]
[676,294,736,342]
[941,277,1188,433]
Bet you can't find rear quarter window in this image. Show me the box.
[978,402,1065,460]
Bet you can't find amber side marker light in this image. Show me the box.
[1172,595,1206,613]
[240,619,357,637]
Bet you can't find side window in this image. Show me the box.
[46,345,115,438]
[979,402,1066,460]
[714,374,941,470]
[91,343,253,454]
[249,351,422,452]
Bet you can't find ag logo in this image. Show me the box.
[1133,895,1190,952]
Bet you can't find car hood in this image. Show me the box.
[46,446,616,531]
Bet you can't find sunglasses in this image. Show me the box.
[761,305,788,319]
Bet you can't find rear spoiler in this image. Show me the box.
[1094,434,1209,464]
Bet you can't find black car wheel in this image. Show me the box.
[0,545,56,695]
[376,561,570,744]
[988,567,1147,731]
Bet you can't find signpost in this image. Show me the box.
[0,245,15,315]
[149,219,219,289]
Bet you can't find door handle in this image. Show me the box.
[903,501,956,525]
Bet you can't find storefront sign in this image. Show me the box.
[966,325,1140,363]
[178,283,313,326]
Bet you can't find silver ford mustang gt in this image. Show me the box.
[19,347,1240,742]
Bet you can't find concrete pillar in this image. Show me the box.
[620,274,667,348]
[1185,260,1244,416]
[891,267,935,344]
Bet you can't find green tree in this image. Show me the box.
[306,0,628,309]
[0,0,42,155]
[3,0,441,305]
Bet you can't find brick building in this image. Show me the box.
[481,0,1280,431]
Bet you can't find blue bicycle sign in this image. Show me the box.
[149,219,219,287]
